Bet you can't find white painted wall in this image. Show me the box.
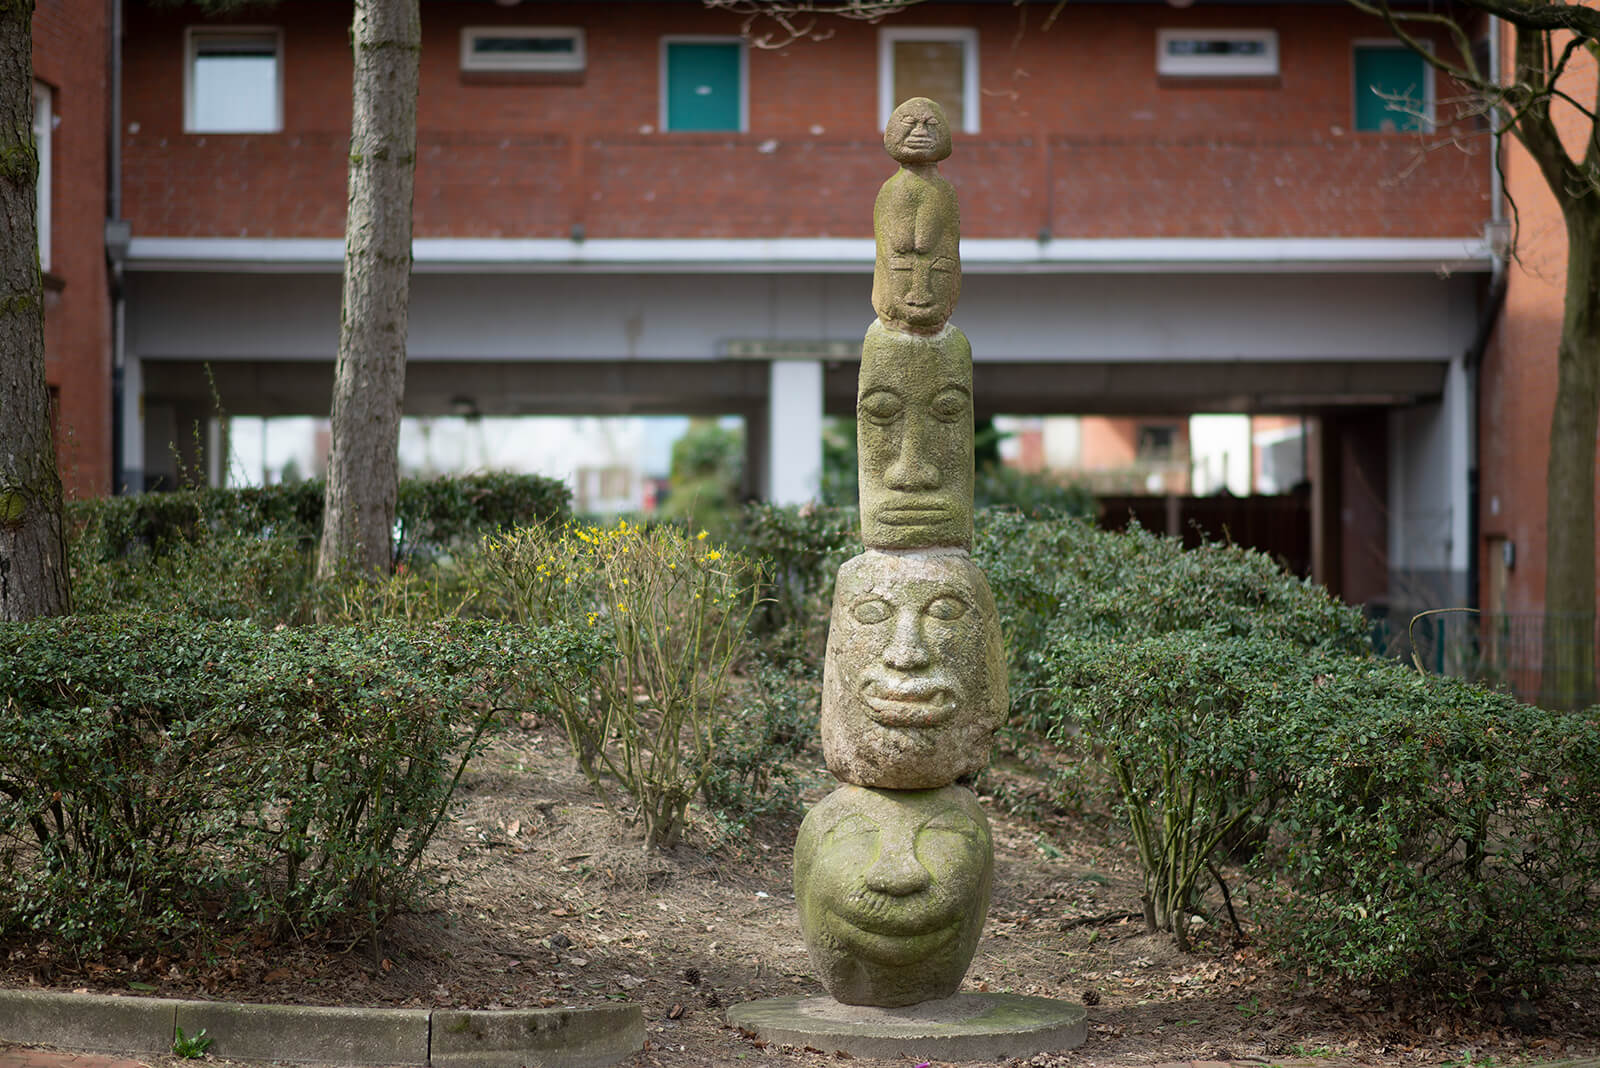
[126,270,1477,364]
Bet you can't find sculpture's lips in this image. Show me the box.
[876,502,952,526]
[861,683,955,727]
[902,132,938,151]
[826,913,962,966]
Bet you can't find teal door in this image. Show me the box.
[1354,46,1427,131]
[666,42,742,131]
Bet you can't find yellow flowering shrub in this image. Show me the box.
[481,520,765,848]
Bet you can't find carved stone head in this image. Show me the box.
[795,783,992,1006]
[822,549,1006,788]
[857,322,974,550]
[884,97,953,165]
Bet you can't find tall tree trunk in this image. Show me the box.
[316,0,420,580]
[0,0,69,621]
[1540,201,1600,710]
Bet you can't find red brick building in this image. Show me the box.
[44,1,1507,624]
[32,0,112,499]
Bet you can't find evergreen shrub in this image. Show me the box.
[0,613,603,953]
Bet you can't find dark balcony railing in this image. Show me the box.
[1373,609,1600,710]
[124,129,1490,242]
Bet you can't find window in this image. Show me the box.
[879,28,979,133]
[185,28,282,133]
[661,38,745,132]
[1354,42,1431,131]
[1137,424,1177,462]
[1156,29,1279,77]
[31,81,50,271]
[461,27,584,72]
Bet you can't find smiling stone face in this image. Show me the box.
[857,321,974,550]
[822,549,1006,789]
[884,96,953,165]
[794,783,992,1006]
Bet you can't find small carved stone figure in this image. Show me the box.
[871,99,962,336]
[794,784,993,1007]
[822,549,1006,789]
[858,320,974,550]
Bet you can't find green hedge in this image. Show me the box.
[1047,627,1600,996]
[0,613,605,953]
[68,472,572,562]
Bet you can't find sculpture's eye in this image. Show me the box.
[920,807,980,842]
[852,598,892,625]
[925,595,967,621]
[860,389,904,425]
[829,813,879,844]
[931,387,968,422]
[931,256,958,274]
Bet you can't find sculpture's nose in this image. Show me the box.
[882,610,930,670]
[884,413,941,490]
[864,848,932,896]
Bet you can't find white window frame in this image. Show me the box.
[1156,29,1279,77]
[31,81,50,272]
[658,35,748,133]
[460,26,585,73]
[1352,38,1435,131]
[878,27,980,134]
[183,26,284,134]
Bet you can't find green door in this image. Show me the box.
[666,42,742,131]
[1354,46,1427,132]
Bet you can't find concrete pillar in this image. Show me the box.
[765,359,823,504]
[119,354,143,493]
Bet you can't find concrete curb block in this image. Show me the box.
[0,990,175,1056]
[0,990,643,1067]
[173,1002,430,1065]
[432,1006,645,1068]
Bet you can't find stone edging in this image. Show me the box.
[0,989,642,1068]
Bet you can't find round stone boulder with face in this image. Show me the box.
[822,549,1007,789]
[795,784,993,1007]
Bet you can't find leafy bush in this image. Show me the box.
[976,512,1368,731]
[737,503,859,659]
[974,464,1096,519]
[68,473,570,565]
[0,614,603,954]
[700,656,821,838]
[1250,656,1600,997]
[1046,630,1292,948]
[481,521,765,848]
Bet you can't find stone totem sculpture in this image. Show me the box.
[794,98,1007,1009]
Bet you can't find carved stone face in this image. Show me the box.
[857,322,973,550]
[794,784,992,1007]
[884,97,952,165]
[871,172,961,335]
[822,549,1006,789]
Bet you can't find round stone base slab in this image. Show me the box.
[726,992,1086,1062]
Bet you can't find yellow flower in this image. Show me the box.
[704,550,722,562]
[697,530,709,541]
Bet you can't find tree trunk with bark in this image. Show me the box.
[1539,200,1600,708]
[0,0,70,621]
[316,0,420,580]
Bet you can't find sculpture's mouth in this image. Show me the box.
[875,501,951,526]
[825,912,962,966]
[860,681,956,727]
[903,131,937,151]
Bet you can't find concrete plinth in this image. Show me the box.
[726,992,1087,1062]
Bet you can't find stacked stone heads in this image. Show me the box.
[795,98,1007,1009]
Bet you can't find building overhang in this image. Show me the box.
[125,236,1496,276]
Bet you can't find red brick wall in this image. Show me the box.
[1478,20,1600,633]
[121,1,1491,240]
[34,0,111,498]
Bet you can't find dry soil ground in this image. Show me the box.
[5,723,1599,1068]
